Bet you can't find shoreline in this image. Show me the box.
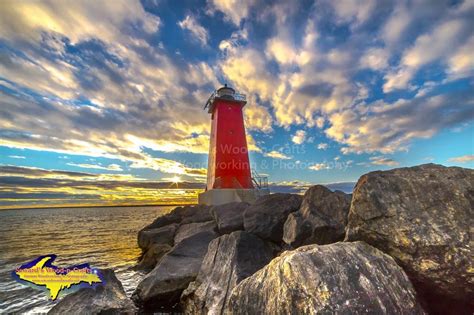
[0,203,197,212]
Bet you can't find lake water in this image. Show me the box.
[0,205,174,313]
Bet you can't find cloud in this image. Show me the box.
[207,0,255,26]
[369,156,399,166]
[8,155,25,159]
[66,162,123,171]
[326,90,474,154]
[178,15,209,46]
[309,162,330,171]
[384,17,472,92]
[447,155,474,163]
[0,165,205,209]
[317,143,328,150]
[264,150,291,160]
[292,130,306,144]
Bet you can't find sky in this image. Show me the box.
[0,0,473,209]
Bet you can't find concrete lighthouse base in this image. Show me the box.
[198,188,270,206]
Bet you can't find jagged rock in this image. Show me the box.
[211,202,248,234]
[181,231,274,314]
[243,193,302,242]
[137,223,177,250]
[48,269,136,315]
[132,230,218,312]
[226,242,425,315]
[283,185,351,247]
[135,243,172,271]
[174,220,217,244]
[345,164,474,312]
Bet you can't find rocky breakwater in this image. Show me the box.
[57,163,472,314]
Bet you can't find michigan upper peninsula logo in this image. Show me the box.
[12,254,104,300]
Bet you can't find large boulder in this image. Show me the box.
[48,269,136,315]
[226,242,425,315]
[283,185,351,247]
[132,230,219,312]
[211,202,248,234]
[181,231,274,314]
[244,193,302,242]
[174,220,217,244]
[345,164,474,312]
[137,223,177,250]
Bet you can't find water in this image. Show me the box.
[0,205,174,313]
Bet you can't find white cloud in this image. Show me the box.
[178,15,209,46]
[448,155,474,163]
[8,155,25,159]
[309,162,330,171]
[291,130,306,144]
[317,143,328,150]
[264,150,291,160]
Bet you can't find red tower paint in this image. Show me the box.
[205,86,253,190]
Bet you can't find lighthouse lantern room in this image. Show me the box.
[198,85,269,205]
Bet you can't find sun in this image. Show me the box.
[170,176,182,184]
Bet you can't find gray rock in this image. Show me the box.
[135,243,172,271]
[283,185,351,247]
[180,204,213,224]
[243,193,302,242]
[345,164,474,312]
[132,230,218,312]
[181,231,274,314]
[137,223,177,250]
[174,220,217,244]
[211,202,248,234]
[226,242,425,315]
[48,269,136,315]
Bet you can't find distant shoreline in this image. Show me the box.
[0,203,197,211]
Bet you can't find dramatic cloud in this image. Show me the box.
[0,0,472,208]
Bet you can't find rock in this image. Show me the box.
[137,223,177,250]
[243,193,302,242]
[48,269,136,315]
[132,230,219,312]
[226,241,425,315]
[181,231,274,314]
[174,220,217,244]
[135,243,172,271]
[180,204,213,224]
[211,202,248,234]
[140,205,212,232]
[345,164,474,312]
[283,185,351,247]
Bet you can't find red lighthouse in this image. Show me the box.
[198,85,268,205]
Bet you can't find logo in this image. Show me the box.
[12,254,103,300]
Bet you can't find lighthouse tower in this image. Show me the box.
[198,85,269,205]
